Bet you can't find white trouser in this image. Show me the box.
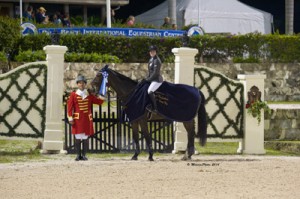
[148,81,162,93]
[75,133,88,140]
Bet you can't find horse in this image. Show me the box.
[91,65,207,161]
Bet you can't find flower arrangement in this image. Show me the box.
[245,100,271,124]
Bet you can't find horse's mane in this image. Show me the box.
[108,68,137,85]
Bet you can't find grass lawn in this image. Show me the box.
[0,139,46,164]
[195,142,300,156]
[267,101,300,104]
[0,139,299,164]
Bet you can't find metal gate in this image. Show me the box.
[63,92,174,153]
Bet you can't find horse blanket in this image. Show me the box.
[123,81,201,122]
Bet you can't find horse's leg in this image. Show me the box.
[182,120,196,161]
[131,121,140,160]
[139,116,154,161]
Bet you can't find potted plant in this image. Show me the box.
[245,100,271,124]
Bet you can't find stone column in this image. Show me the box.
[171,47,198,153]
[42,45,68,153]
[238,74,266,154]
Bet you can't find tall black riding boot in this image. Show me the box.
[75,139,81,161]
[149,91,158,112]
[82,139,89,161]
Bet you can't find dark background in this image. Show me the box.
[115,0,300,34]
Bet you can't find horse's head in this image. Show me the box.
[90,65,109,96]
[91,64,138,100]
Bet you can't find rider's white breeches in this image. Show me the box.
[148,81,162,93]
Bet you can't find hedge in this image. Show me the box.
[1,16,300,63]
[15,33,300,63]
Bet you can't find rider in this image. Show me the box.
[146,45,163,112]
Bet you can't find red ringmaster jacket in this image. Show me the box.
[67,89,104,135]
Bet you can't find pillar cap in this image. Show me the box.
[172,47,198,55]
[43,45,68,54]
[238,74,266,80]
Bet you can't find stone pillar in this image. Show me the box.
[171,47,198,153]
[238,74,266,154]
[42,45,68,153]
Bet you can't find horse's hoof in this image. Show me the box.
[148,157,154,161]
[131,156,138,161]
[181,156,191,161]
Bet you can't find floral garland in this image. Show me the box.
[245,100,271,124]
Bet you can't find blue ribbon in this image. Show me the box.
[99,71,108,96]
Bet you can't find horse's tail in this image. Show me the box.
[197,90,207,146]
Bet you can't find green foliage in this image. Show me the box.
[19,33,51,51]
[13,49,120,63]
[0,16,21,53]
[64,52,121,63]
[232,57,260,63]
[0,51,7,62]
[246,100,271,124]
[12,30,300,63]
[15,50,46,62]
[195,142,240,155]
[0,139,43,163]
[195,141,300,156]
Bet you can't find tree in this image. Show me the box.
[0,16,21,53]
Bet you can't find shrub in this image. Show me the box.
[0,16,21,53]
[64,52,121,63]
[15,50,46,62]
[13,30,300,63]
[0,51,7,62]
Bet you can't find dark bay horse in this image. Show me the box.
[91,65,207,161]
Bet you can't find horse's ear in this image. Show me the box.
[100,64,109,73]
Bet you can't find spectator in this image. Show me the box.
[62,12,72,27]
[35,7,47,24]
[43,15,49,24]
[111,9,116,24]
[172,24,177,30]
[23,6,33,21]
[31,9,36,22]
[104,9,117,26]
[53,14,62,26]
[126,15,135,26]
[161,17,171,29]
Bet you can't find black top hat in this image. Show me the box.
[76,75,87,84]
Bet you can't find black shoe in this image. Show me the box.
[75,155,81,161]
[82,139,89,161]
[75,139,82,161]
[81,156,88,161]
[149,92,158,113]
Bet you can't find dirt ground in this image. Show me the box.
[0,154,300,199]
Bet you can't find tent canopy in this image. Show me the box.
[135,0,273,34]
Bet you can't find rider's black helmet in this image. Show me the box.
[149,45,158,52]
